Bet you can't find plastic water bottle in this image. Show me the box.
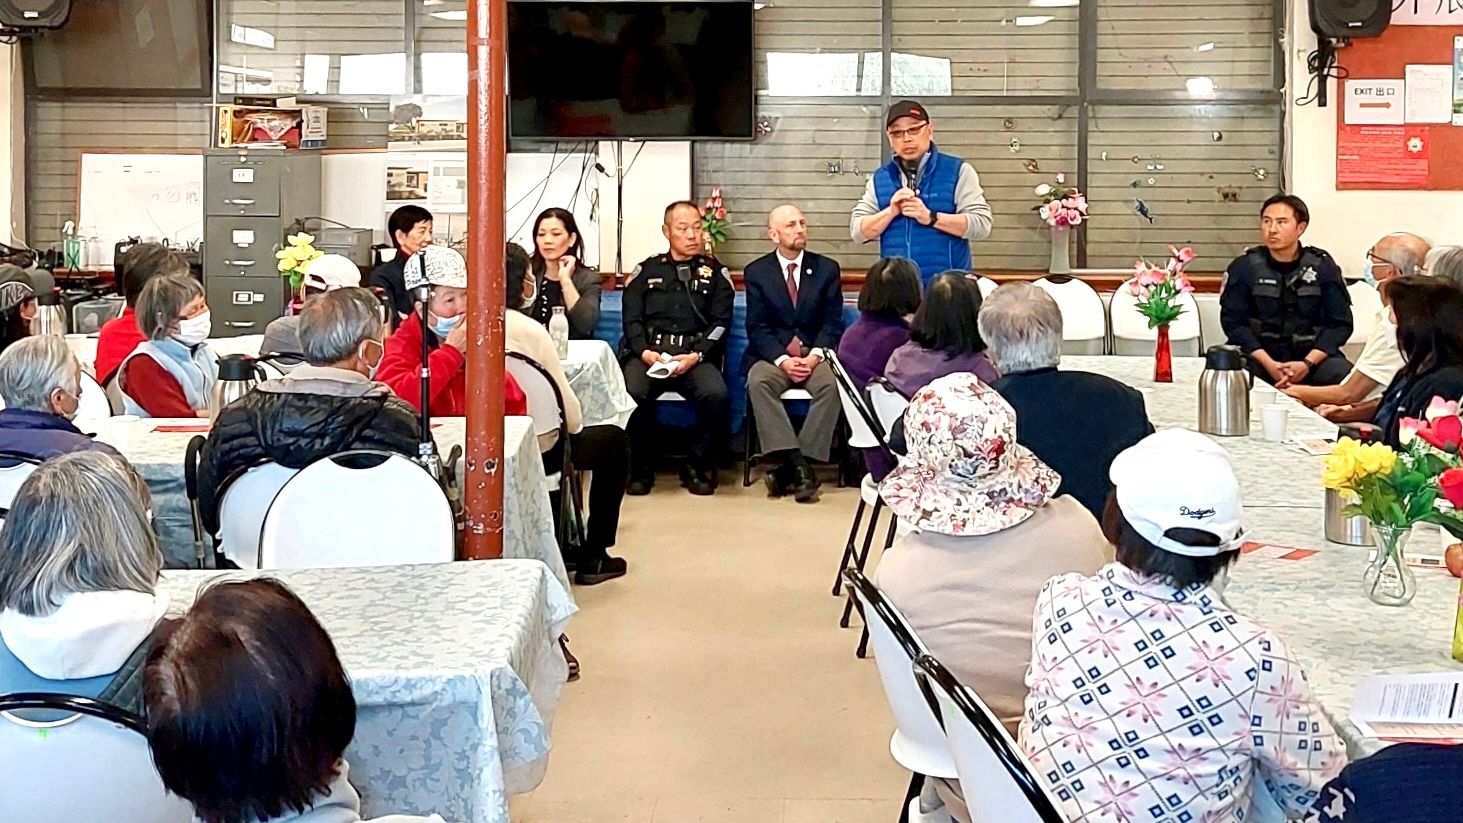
[549,306,570,360]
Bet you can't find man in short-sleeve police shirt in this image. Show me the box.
[1220,194,1353,388]
[621,201,735,496]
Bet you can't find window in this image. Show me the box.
[694,0,1282,273]
[216,0,406,95]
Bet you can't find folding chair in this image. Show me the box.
[1108,280,1201,357]
[1034,276,1107,355]
[505,352,587,556]
[742,386,813,487]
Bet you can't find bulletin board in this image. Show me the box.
[1335,24,1463,190]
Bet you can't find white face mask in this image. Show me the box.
[174,310,212,346]
[521,281,538,310]
[358,339,384,379]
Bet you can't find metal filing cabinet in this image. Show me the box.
[203,149,321,337]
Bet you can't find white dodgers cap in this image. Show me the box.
[1109,428,1248,557]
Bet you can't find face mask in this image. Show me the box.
[1361,258,1377,287]
[521,282,538,310]
[431,312,462,338]
[174,311,212,346]
[358,339,384,379]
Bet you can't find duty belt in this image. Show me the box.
[650,331,694,350]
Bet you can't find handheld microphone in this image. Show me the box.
[410,248,434,309]
[899,158,921,194]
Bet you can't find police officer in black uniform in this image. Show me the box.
[1220,193,1353,388]
[622,201,735,496]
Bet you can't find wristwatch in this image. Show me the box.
[923,211,939,227]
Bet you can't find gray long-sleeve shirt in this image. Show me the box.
[849,154,994,243]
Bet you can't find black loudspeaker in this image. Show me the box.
[0,0,70,29]
[1310,0,1390,39]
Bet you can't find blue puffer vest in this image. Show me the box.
[873,143,970,284]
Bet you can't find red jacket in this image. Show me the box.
[377,313,526,417]
[96,307,147,385]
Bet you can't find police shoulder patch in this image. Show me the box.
[627,264,643,283]
[719,266,732,284]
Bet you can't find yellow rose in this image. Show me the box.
[1324,441,1360,490]
[1356,443,1397,477]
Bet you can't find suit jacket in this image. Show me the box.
[743,250,845,372]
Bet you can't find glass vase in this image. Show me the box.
[1363,524,1418,606]
[1452,577,1463,663]
[1048,225,1071,275]
[1154,324,1174,383]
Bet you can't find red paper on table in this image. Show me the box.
[152,424,212,433]
[1240,541,1318,561]
[1337,125,1431,188]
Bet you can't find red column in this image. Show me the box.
[463,0,508,559]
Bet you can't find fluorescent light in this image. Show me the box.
[422,0,444,5]
[1015,15,1054,26]
[432,9,466,20]
[1186,76,1215,97]
[753,2,766,8]
[1028,0,1078,6]
[1196,42,1215,52]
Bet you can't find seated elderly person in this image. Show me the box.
[197,287,419,547]
[118,272,217,418]
[260,253,363,368]
[1288,232,1429,424]
[97,243,190,385]
[0,336,119,459]
[0,451,166,713]
[884,271,997,396]
[1305,743,1462,823]
[877,374,1109,823]
[1021,429,1345,822]
[145,578,449,823]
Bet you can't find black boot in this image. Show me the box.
[680,463,717,496]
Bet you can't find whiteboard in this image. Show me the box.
[78,153,204,266]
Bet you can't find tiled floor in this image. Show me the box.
[512,476,907,822]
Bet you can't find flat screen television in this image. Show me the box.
[508,0,754,140]
[24,0,212,98]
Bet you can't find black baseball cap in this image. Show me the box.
[885,100,929,128]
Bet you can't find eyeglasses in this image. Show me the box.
[1366,251,1393,268]
[886,123,928,141]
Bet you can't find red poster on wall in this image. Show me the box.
[1337,125,1432,189]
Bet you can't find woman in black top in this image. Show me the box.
[1372,276,1463,445]
[527,208,602,338]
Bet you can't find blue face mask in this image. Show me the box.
[431,313,462,338]
[1361,258,1377,287]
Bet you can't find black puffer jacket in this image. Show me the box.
[197,372,421,535]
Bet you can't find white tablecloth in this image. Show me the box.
[1064,356,1460,757]
[160,559,574,823]
[561,339,635,428]
[92,415,570,595]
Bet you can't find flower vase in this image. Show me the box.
[1048,225,1071,275]
[1453,577,1463,663]
[1363,525,1418,606]
[1154,324,1174,383]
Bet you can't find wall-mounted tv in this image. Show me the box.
[23,0,212,98]
[508,0,754,141]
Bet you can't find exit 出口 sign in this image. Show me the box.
[1345,79,1406,125]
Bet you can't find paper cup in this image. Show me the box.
[1252,387,1277,408]
[1261,404,1289,442]
[103,414,141,451]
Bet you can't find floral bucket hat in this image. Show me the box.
[881,373,1061,536]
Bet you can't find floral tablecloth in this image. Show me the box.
[92,416,570,595]
[160,559,575,823]
[562,339,635,428]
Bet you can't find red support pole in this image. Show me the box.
[463,0,507,559]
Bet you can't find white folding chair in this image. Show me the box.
[842,571,957,820]
[826,351,896,600]
[0,694,193,823]
[1344,280,1383,363]
[975,276,998,299]
[743,386,815,487]
[914,655,1067,823]
[258,450,453,568]
[1108,280,1202,357]
[867,378,909,443]
[1034,277,1108,355]
[216,462,299,570]
[74,369,115,424]
[505,352,586,553]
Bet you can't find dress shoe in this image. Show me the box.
[791,463,821,504]
[627,472,655,496]
[575,555,628,585]
[680,464,717,496]
[763,463,793,497]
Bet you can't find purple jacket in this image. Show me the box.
[837,313,911,389]
[0,409,120,463]
[884,343,1000,398]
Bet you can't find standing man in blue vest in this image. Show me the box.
[850,100,993,286]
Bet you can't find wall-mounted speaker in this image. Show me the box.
[0,0,70,30]
[1310,0,1390,39]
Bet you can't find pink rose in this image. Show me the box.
[1067,211,1084,226]
[1427,396,1460,422]
[716,207,727,220]
[1400,416,1424,446]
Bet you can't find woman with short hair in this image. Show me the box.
[528,207,602,338]
[144,578,448,823]
[119,272,217,418]
[0,451,165,712]
[836,257,922,389]
[1371,276,1463,445]
[1021,429,1345,822]
[884,270,998,397]
[0,336,119,459]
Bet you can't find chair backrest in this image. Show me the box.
[505,352,566,444]
[1108,280,1202,357]
[1347,280,1382,346]
[975,276,998,298]
[217,462,299,569]
[0,693,194,823]
[259,450,453,568]
[75,369,116,422]
[825,350,885,450]
[0,451,43,519]
[842,569,956,779]
[913,655,1066,823]
[1034,277,1107,354]
[866,378,909,442]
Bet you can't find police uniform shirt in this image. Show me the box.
[1219,246,1352,362]
[621,253,736,358]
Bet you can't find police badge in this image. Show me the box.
[1301,268,1317,284]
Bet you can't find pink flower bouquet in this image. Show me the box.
[1129,246,1197,328]
[1034,173,1088,229]
[701,186,730,250]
